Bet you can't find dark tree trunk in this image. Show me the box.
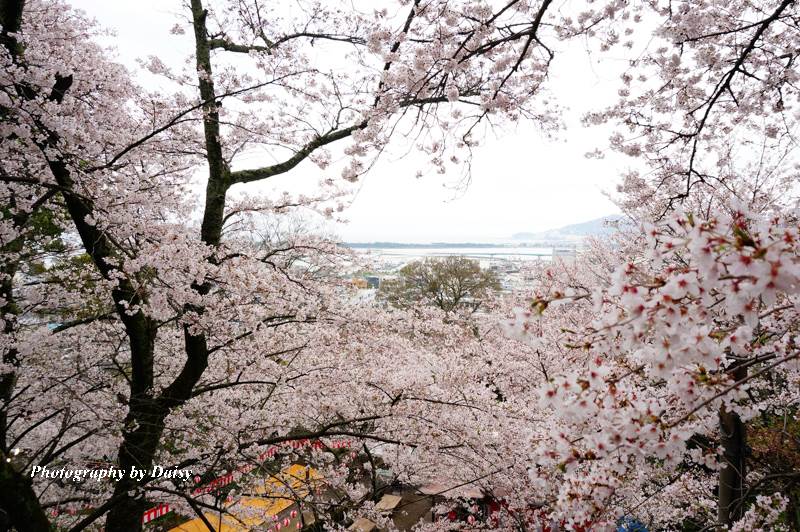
[0,273,19,454]
[0,0,25,59]
[105,1,226,528]
[106,1,226,529]
[0,257,49,532]
[0,460,50,532]
[0,2,51,529]
[718,364,747,528]
[104,352,163,532]
[190,0,230,248]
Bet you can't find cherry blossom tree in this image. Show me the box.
[0,0,610,530]
[378,257,501,312]
[508,199,799,529]
[500,0,800,526]
[3,0,799,530]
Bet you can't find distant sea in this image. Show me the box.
[344,243,554,262]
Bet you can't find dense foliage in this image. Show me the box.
[378,257,501,312]
[0,0,798,530]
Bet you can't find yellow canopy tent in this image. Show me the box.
[168,512,261,532]
[168,464,321,532]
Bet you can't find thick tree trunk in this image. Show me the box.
[105,2,226,529]
[0,0,25,59]
[190,0,230,248]
[105,411,166,530]
[0,460,50,532]
[105,353,163,532]
[718,406,746,527]
[0,0,24,457]
[0,259,49,532]
[0,273,19,454]
[107,2,225,528]
[0,3,51,529]
[718,365,747,528]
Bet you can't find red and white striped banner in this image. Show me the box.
[142,503,171,524]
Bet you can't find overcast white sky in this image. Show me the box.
[67,0,628,243]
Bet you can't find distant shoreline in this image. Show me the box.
[341,242,578,249]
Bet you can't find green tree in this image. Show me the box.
[379,257,501,313]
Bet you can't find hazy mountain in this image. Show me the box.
[512,215,625,242]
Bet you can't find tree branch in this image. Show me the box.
[229,124,363,184]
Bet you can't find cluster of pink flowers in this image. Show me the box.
[2,0,799,530]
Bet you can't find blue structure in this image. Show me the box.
[617,516,649,531]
